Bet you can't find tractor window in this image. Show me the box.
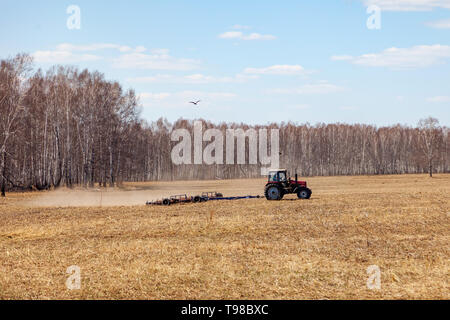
[268,172,278,182]
[279,172,287,182]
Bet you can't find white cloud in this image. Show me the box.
[129,75,182,84]
[333,45,450,69]
[32,50,101,63]
[56,43,129,52]
[33,44,199,72]
[128,73,257,84]
[179,91,236,100]
[139,93,171,100]
[427,96,450,102]
[363,0,450,11]
[135,46,147,53]
[55,43,148,53]
[128,65,310,85]
[33,43,153,64]
[219,31,242,39]
[112,50,200,71]
[269,82,345,95]
[183,74,231,83]
[425,18,450,28]
[219,31,276,41]
[244,65,310,75]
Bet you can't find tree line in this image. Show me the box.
[1,54,448,195]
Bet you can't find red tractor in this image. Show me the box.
[264,169,312,200]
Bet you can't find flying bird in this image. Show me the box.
[190,100,201,106]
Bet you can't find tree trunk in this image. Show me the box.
[1,152,6,197]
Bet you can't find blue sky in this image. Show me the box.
[1,0,449,126]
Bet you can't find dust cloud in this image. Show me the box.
[25,179,265,207]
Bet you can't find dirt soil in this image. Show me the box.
[0,174,449,299]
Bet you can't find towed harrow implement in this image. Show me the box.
[146,192,261,206]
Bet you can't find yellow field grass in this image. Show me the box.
[0,174,449,299]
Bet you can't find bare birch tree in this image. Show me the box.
[418,117,441,177]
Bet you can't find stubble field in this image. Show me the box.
[0,174,449,299]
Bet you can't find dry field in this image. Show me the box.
[0,174,449,300]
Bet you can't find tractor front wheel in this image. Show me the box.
[265,185,283,200]
[297,188,312,200]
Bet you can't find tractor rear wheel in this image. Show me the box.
[297,188,312,199]
[162,198,171,206]
[265,185,283,200]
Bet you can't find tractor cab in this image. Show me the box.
[268,169,288,183]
